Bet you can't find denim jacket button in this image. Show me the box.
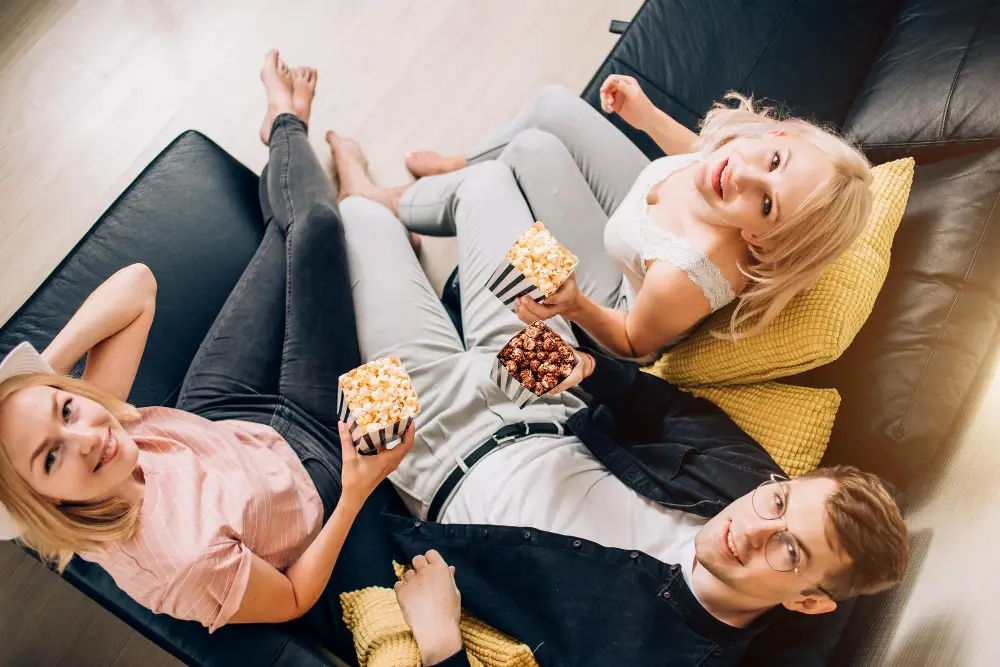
[448,528,456,537]
[413,521,422,529]
[670,564,680,573]
[524,532,532,540]
[630,551,639,560]
[662,591,672,600]
[482,529,489,537]
[572,539,582,548]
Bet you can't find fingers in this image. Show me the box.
[394,580,405,592]
[412,554,429,571]
[339,422,357,460]
[404,567,418,581]
[425,549,445,565]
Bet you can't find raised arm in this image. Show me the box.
[600,75,699,156]
[42,263,157,401]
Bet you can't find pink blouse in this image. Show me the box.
[79,407,324,632]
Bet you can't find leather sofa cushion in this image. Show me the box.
[844,0,1000,164]
[583,0,900,159]
[0,131,266,409]
[800,147,1000,484]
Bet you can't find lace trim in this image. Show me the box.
[638,223,736,312]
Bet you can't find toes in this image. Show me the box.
[264,49,278,68]
[325,130,337,146]
[412,554,429,571]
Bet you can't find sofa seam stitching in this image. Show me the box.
[895,186,1000,440]
[939,2,987,139]
[737,0,799,92]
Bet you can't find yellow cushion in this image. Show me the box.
[648,158,915,386]
[685,381,841,477]
[340,566,539,667]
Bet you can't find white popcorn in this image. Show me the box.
[339,357,420,430]
[506,222,578,296]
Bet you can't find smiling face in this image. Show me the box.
[689,131,836,243]
[0,385,139,504]
[695,477,850,607]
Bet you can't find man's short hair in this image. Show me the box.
[801,466,909,599]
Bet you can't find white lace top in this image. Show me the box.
[604,154,736,314]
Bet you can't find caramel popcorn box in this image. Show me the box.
[337,356,420,456]
[491,321,579,408]
[486,222,579,311]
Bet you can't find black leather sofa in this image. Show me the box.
[2,0,999,665]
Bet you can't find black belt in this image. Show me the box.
[426,421,565,522]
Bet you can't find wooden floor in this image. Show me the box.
[0,1,640,664]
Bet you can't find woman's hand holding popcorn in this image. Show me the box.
[339,421,414,509]
[514,273,584,325]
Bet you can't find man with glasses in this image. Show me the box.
[383,348,908,667]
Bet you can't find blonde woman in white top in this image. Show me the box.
[347,77,873,358]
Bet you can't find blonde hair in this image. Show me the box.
[697,93,873,340]
[0,374,141,572]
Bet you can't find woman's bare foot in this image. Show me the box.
[327,131,422,253]
[259,49,295,146]
[291,67,318,126]
[404,150,466,178]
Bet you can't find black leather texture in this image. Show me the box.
[583,0,901,159]
[0,131,266,409]
[844,0,1000,164]
[799,147,1000,484]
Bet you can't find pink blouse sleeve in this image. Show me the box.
[158,540,253,633]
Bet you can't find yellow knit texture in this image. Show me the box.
[685,383,841,477]
[339,565,539,667]
[647,158,914,387]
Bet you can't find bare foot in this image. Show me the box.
[291,67,318,126]
[260,49,295,146]
[405,150,466,178]
[326,130,422,253]
[394,550,463,666]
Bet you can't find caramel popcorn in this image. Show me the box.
[497,321,577,396]
[339,357,420,433]
[506,222,578,296]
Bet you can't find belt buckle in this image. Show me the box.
[495,421,528,445]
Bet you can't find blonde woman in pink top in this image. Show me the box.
[0,50,435,652]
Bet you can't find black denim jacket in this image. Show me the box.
[389,352,854,667]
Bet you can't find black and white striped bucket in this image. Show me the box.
[336,387,413,456]
[490,356,541,409]
[485,260,546,311]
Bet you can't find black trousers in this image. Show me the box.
[175,113,402,663]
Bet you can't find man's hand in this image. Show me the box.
[600,74,656,131]
[339,422,414,509]
[395,550,464,665]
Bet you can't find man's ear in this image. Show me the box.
[782,596,838,615]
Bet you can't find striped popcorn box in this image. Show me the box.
[491,321,580,409]
[337,357,420,456]
[486,222,578,311]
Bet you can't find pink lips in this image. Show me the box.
[711,158,729,200]
[95,429,119,472]
[722,521,744,566]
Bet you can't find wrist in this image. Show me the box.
[416,625,463,665]
[335,491,365,517]
[563,293,591,321]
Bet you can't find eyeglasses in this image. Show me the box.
[751,474,834,599]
